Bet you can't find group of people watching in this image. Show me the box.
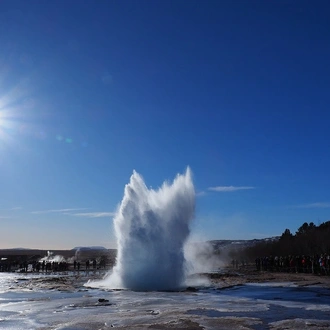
[254,254,330,275]
[32,260,69,272]
[0,258,107,273]
[0,260,16,272]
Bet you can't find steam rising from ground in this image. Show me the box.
[39,251,65,263]
[93,168,195,291]
[184,241,225,274]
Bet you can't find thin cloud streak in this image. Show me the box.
[208,186,255,192]
[71,212,115,218]
[0,207,22,211]
[292,202,330,209]
[31,208,89,214]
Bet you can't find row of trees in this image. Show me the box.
[243,221,330,260]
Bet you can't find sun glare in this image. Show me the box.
[0,109,9,144]
[0,109,6,126]
[0,99,20,148]
[0,77,35,148]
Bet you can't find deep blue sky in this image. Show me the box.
[0,0,329,249]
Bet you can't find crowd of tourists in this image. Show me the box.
[0,258,107,273]
[31,260,70,272]
[254,254,330,275]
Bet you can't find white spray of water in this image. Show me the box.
[39,251,65,263]
[91,168,195,291]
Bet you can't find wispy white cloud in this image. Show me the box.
[71,212,115,218]
[291,202,330,209]
[0,207,22,211]
[196,191,206,197]
[31,208,115,218]
[208,186,255,192]
[0,216,11,219]
[31,208,89,214]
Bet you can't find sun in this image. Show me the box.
[0,83,27,145]
[0,75,37,149]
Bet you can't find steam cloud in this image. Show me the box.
[94,168,195,291]
[39,251,65,263]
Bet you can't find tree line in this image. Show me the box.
[241,220,330,261]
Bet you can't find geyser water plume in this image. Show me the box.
[101,168,195,291]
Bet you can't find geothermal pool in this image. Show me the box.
[0,272,330,329]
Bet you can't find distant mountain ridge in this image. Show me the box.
[72,246,107,251]
[1,248,33,250]
[208,237,280,250]
[1,239,280,253]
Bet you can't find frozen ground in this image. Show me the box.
[0,272,330,329]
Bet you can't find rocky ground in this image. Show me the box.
[206,267,330,289]
[10,271,106,292]
[9,267,330,292]
[4,268,330,330]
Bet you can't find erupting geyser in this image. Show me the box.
[104,168,195,291]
